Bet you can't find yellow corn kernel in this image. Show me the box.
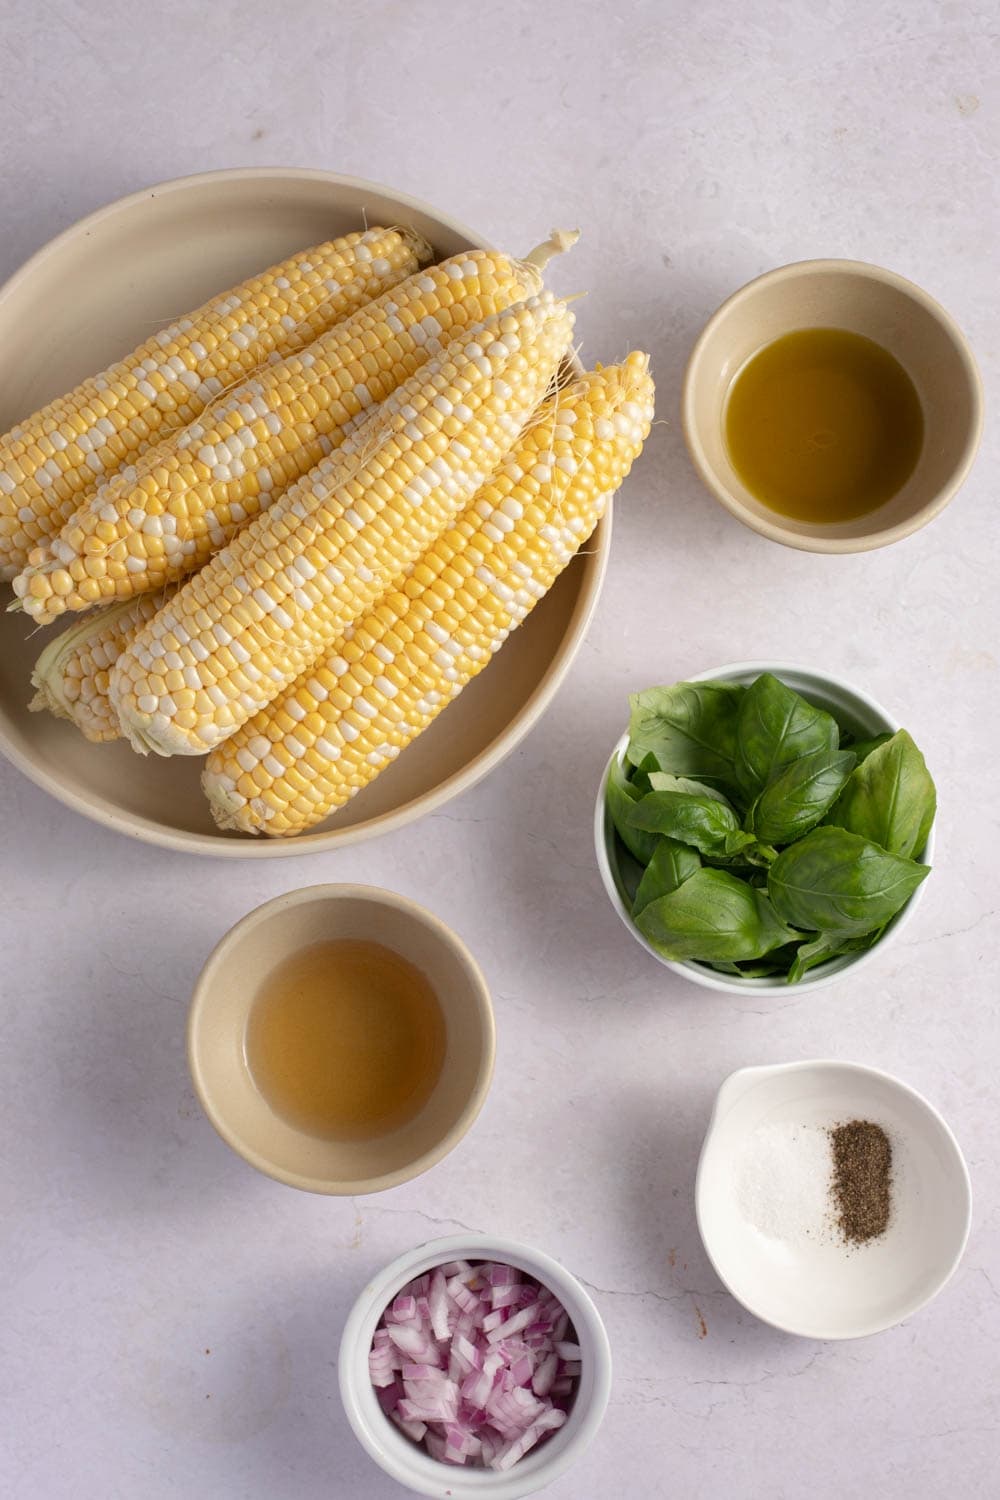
[0,227,431,577]
[13,237,570,622]
[28,593,166,742]
[203,354,655,835]
[110,293,576,757]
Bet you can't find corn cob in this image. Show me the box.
[0,227,431,578]
[109,292,576,757]
[29,594,166,742]
[13,235,575,624]
[202,354,655,836]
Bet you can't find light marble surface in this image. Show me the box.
[2,2,999,1496]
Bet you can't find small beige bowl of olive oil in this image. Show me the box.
[683,259,982,552]
[188,884,494,1194]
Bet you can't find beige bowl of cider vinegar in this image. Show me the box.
[682,259,983,553]
[187,884,495,1194]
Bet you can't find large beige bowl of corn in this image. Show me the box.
[0,168,609,856]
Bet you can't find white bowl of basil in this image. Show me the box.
[595,663,936,993]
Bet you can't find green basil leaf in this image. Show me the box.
[632,837,701,916]
[768,825,929,937]
[747,748,857,845]
[731,943,804,978]
[630,752,663,794]
[627,682,745,797]
[647,770,735,807]
[605,754,659,865]
[635,869,799,962]
[786,930,881,984]
[626,788,757,861]
[824,729,936,858]
[613,840,648,909]
[839,731,893,762]
[741,841,779,867]
[735,673,839,798]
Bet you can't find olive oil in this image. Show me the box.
[725,328,924,523]
[246,939,445,1140]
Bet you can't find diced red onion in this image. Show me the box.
[532,1351,558,1397]
[493,1407,568,1473]
[370,1260,580,1471]
[486,1301,542,1344]
[390,1411,427,1443]
[556,1341,582,1361]
[387,1324,440,1363]
[491,1284,522,1310]
[429,1269,450,1342]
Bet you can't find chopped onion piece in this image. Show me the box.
[428,1269,450,1342]
[370,1259,582,1472]
[556,1340,582,1361]
[390,1411,427,1443]
[532,1351,558,1397]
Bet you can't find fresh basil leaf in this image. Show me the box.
[824,729,936,858]
[627,788,758,861]
[839,731,893,763]
[706,840,779,871]
[731,943,804,978]
[630,752,663,794]
[632,837,701,916]
[605,755,660,864]
[647,770,734,807]
[613,840,648,908]
[735,673,839,798]
[787,933,846,983]
[635,869,799,962]
[747,748,857,846]
[786,930,880,984]
[627,682,745,797]
[768,825,929,937]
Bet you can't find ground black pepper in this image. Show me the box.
[829,1120,892,1243]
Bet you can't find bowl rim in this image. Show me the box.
[186,882,495,1194]
[593,660,936,996]
[0,165,611,857]
[681,256,984,555]
[337,1232,613,1498]
[694,1059,973,1339]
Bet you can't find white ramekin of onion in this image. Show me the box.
[338,1234,612,1498]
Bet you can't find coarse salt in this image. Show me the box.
[734,1122,834,1245]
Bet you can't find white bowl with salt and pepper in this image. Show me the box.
[338,1234,612,1498]
[695,1061,972,1339]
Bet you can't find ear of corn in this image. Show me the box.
[202,354,655,835]
[109,293,576,757]
[29,594,165,742]
[0,227,431,579]
[12,245,560,623]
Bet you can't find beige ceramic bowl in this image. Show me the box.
[683,258,982,552]
[187,884,495,1194]
[0,167,608,855]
